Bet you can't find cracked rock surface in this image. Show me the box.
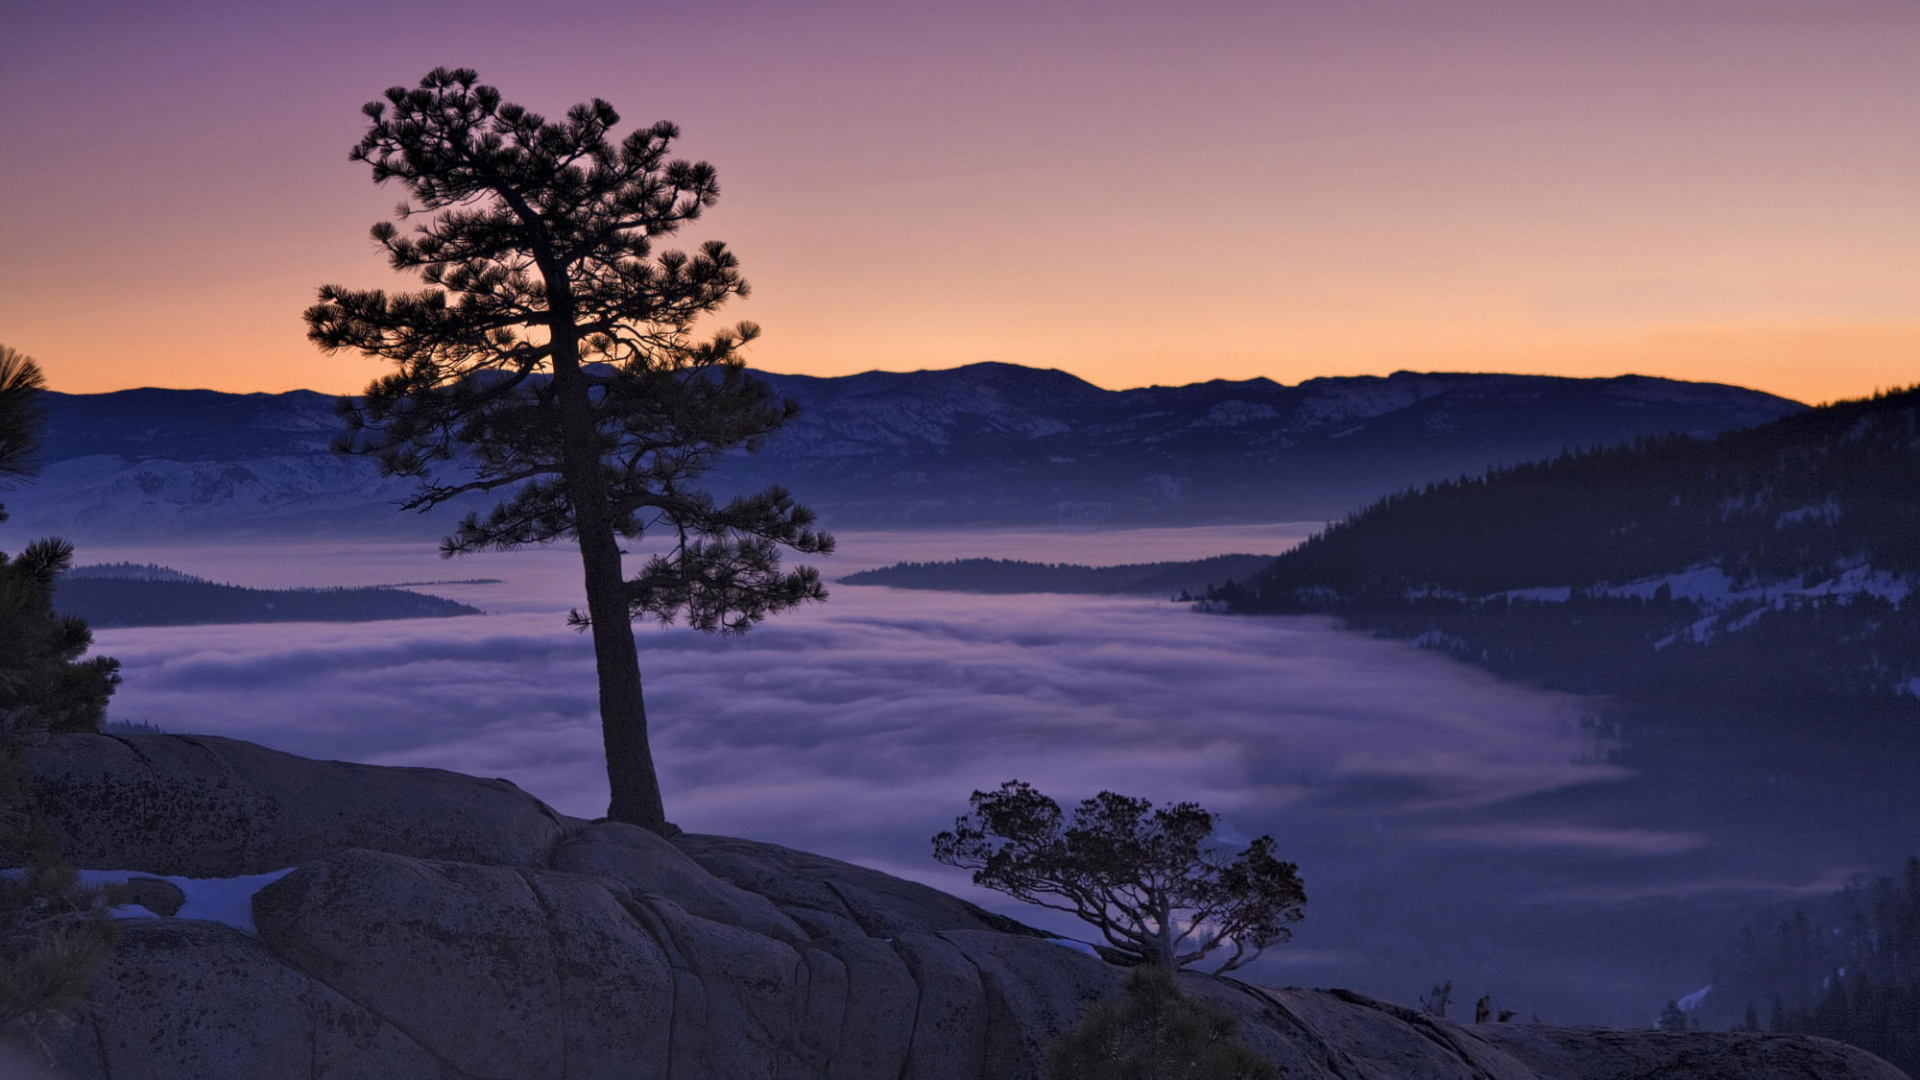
[21,735,1911,1080]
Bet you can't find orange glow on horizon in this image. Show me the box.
[3,1,1915,408]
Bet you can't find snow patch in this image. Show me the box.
[74,868,296,935]
[1603,566,1750,605]
[1677,984,1712,1013]
[1497,586,1572,603]
[1047,937,1105,960]
[1774,498,1841,530]
[1519,563,1912,614]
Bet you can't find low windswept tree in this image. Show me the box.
[306,69,832,831]
[934,780,1305,973]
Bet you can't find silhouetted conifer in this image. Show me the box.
[0,348,117,740]
[307,69,832,831]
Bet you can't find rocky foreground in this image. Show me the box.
[12,734,1908,1079]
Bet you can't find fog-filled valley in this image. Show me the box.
[60,524,1919,1031]
[10,10,1918,1073]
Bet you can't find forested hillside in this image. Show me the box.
[1212,387,1920,730]
[54,567,480,627]
[841,554,1276,596]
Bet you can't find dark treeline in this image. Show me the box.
[54,577,479,627]
[1220,385,1920,600]
[1703,857,1920,1075]
[1319,593,1920,732]
[842,554,1279,597]
[1211,386,1920,735]
[64,562,202,582]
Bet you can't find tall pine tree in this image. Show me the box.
[307,69,831,831]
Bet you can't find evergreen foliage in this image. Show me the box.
[0,348,121,1061]
[841,554,1279,597]
[0,542,120,738]
[1712,855,1920,1074]
[0,349,117,740]
[1211,386,1920,733]
[933,781,1305,972]
[1045,966,1279,1080]
[307,68,832,830]
[52,576,479,628]
[0,349,44,484]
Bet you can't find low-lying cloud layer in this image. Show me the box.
[73,529,1913,1024]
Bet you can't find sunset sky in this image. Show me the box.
[3,0,1915,403]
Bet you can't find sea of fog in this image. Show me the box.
[65,524,1897,1026]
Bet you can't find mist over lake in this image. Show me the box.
[70,524,1915,1027]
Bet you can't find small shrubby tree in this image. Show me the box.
[307,68,832,831]
[933,780,1305,973]
[1046,966,1279,1080]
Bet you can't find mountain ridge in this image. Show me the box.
[12,363,1805,538]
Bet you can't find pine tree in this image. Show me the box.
[0,347,123,1058]
[0,348,118,740]
[307,69,832,831]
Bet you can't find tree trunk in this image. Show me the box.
[574,514,667,831]
[1155,894,1177,971]
[537,252,668,833]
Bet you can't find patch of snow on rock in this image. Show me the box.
[1047,938,1105,960]
[76,868,296,935]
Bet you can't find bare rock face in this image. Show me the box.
[18,733,568,875]
[552,821,808,946]
[38,920,445,1080]
[1473,1022,1913,1080]
[16,733,1911,1080]
[673,832,1040,939]
[254,848,674,1079]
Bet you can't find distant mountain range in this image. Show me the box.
[7,363,1803,539]
[1211,386,1920,732]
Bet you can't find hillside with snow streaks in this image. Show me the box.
[1214,385,1920,728]
[14,364,1801,538]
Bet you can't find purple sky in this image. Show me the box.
[4,0,1916,401]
